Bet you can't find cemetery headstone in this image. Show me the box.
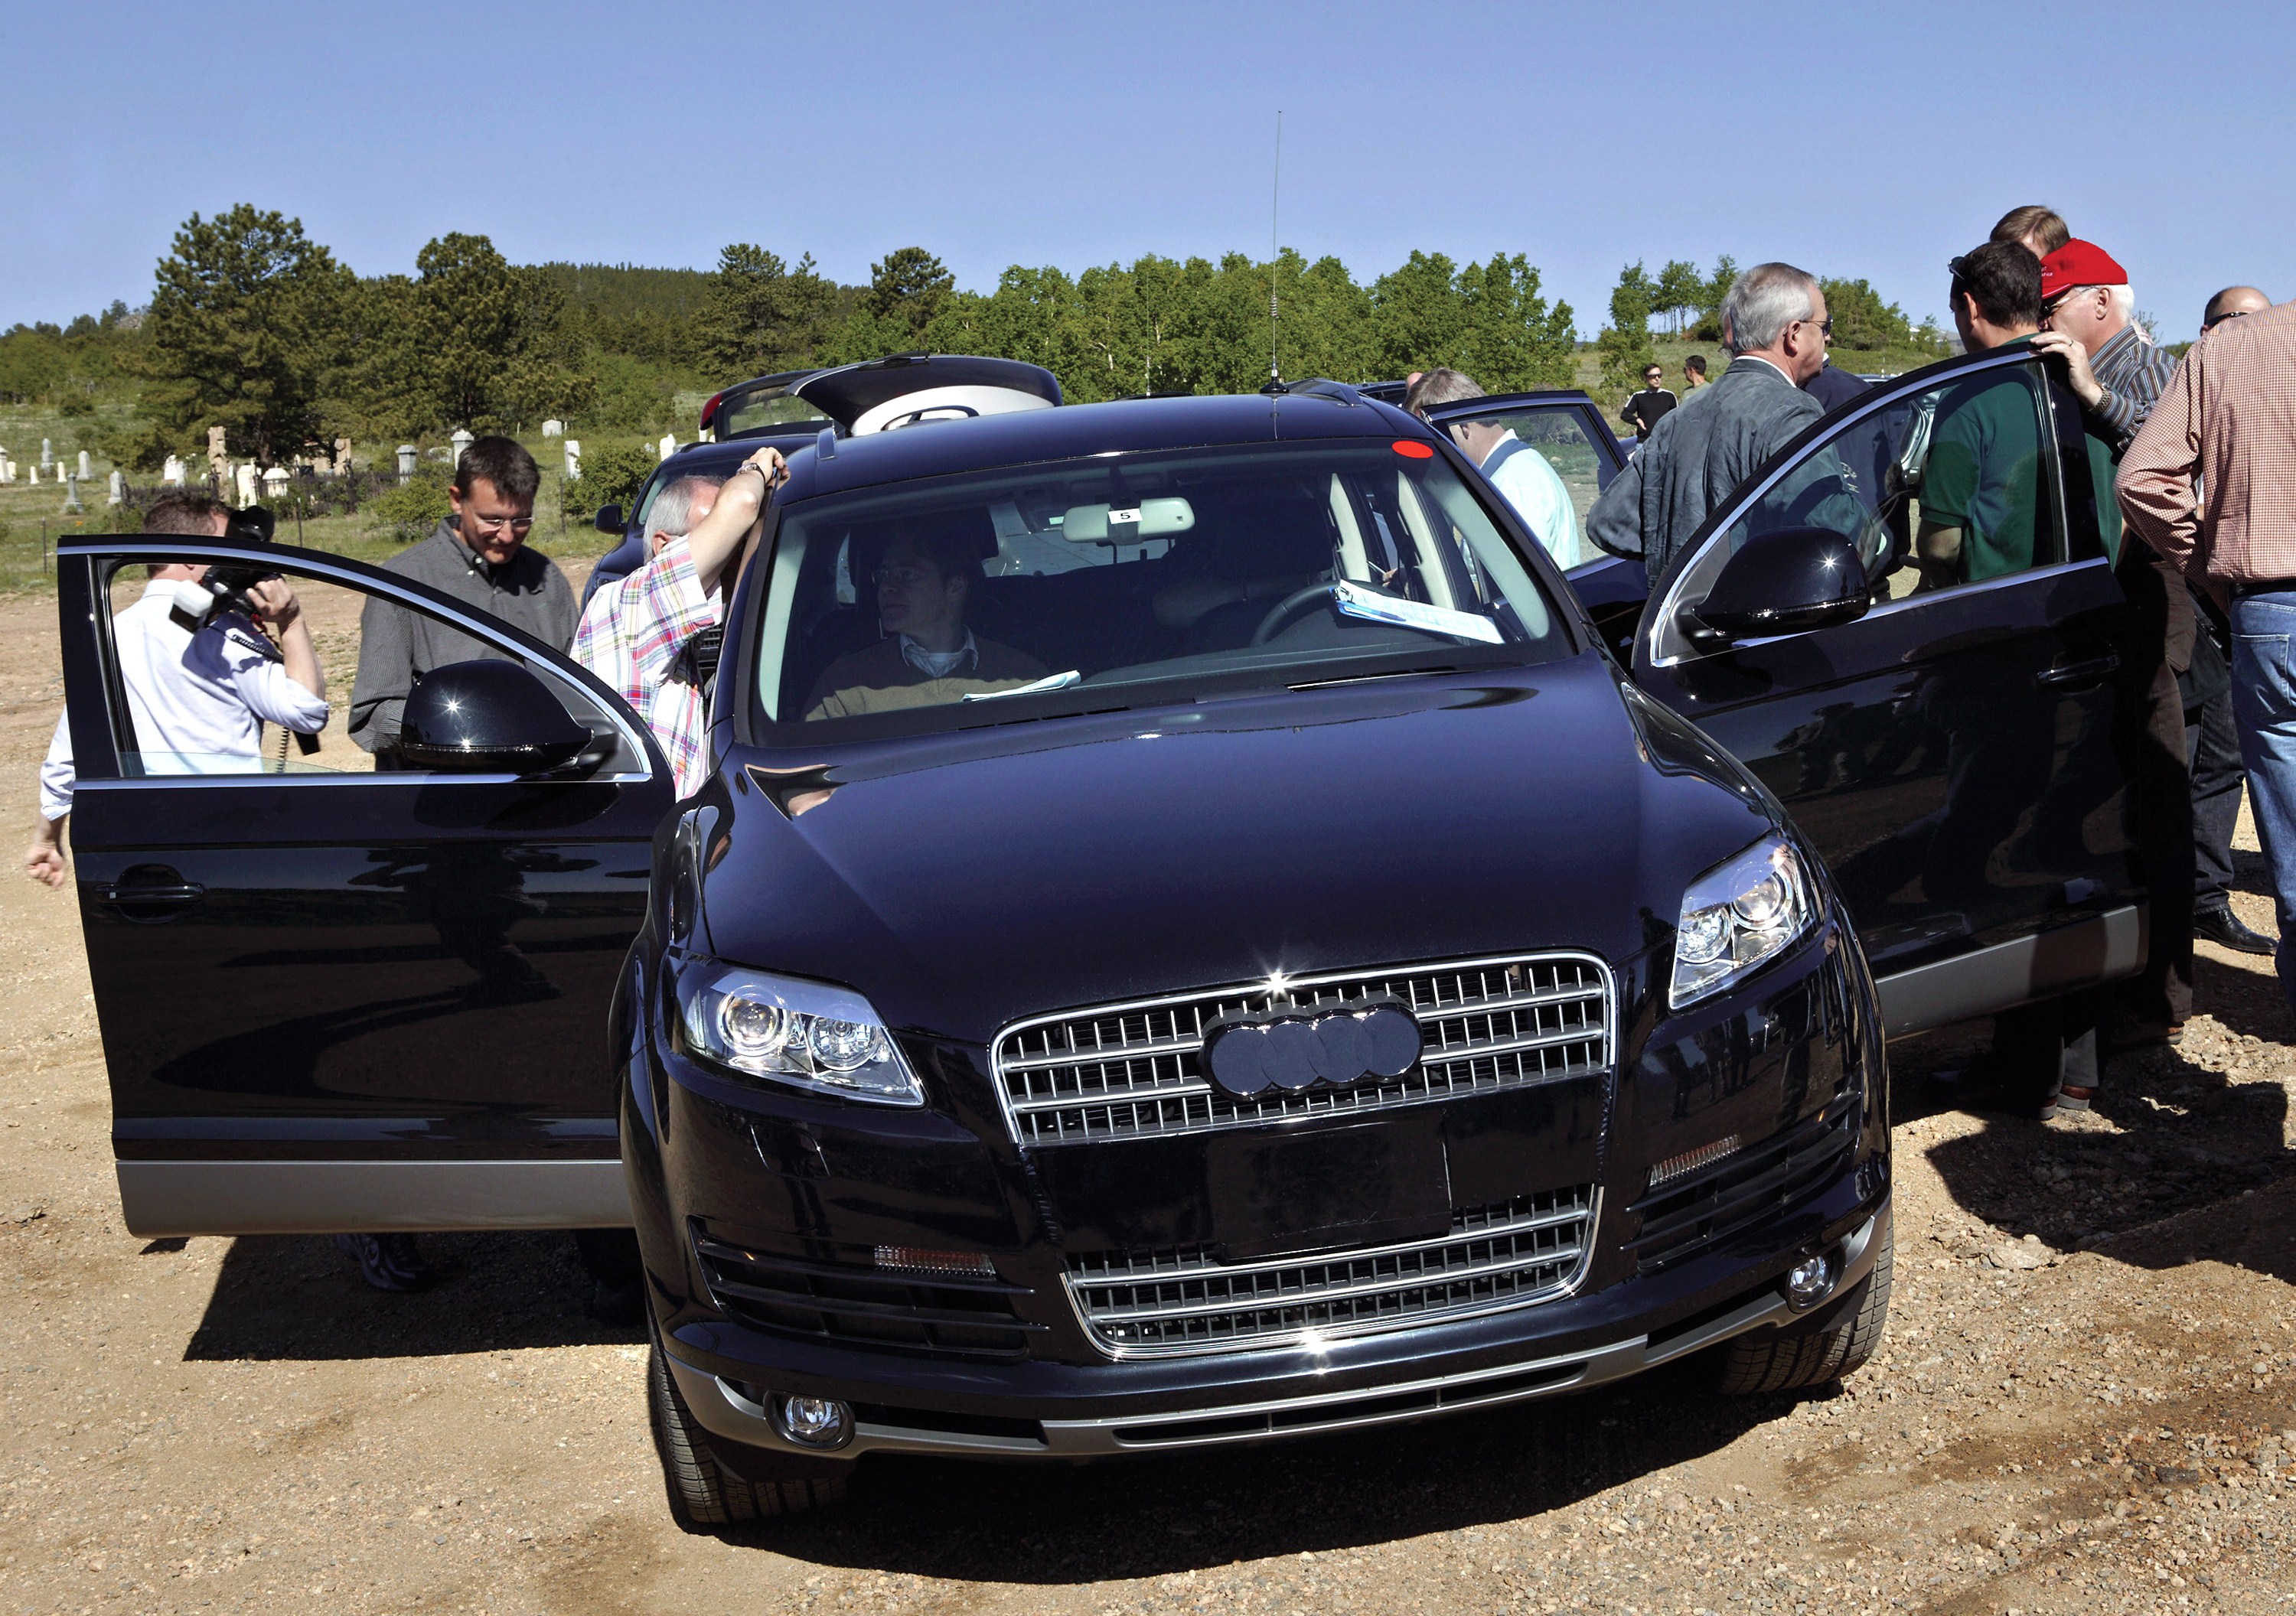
[41,438,53,469]
[563,440,581,481]
[333,438,352,476]
[542,419,563,438]
[396,445,418,481]
[107,470,124,506]
[658,433,677,461]
[77,449,90,479]
[235,464,259,507]
[162,455,185,486]
[449,428,474,472]
[207,427,228,485]
[63,474,83,514]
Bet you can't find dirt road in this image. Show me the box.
[2,580,2292,1615]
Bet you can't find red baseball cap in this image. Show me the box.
[2039,239,2128,299]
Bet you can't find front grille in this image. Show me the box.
[1623,1096,1860,1274]
[1064,1184,1597,1358]
[693,1230,1043,1359]
[994,953,1611,1147]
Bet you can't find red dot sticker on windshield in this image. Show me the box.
[1391,439,1434,458]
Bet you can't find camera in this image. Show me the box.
[171,563,282,626]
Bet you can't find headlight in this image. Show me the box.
[671,956,925,1106]
[1670,833,1816,1008]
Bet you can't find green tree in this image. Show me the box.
[1450,253,1576,392]
[1370,250,1470,379]
[562,440,661,519]
[698,244,838,376]
[135,204,354,467]
[1595,262,1658,398]
[1818,277,1922,351]
[406,233,593,432]
[1653,259,1704,335]
[864,247,954,340]
[1692,256,1739,340]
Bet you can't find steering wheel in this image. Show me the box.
[1249,582,1344,645]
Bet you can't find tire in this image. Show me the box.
[1714,1220,1893,1396]
[647,1321,850,1528]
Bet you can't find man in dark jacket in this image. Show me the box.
[349,436,577,754]
[1804,360,1869,412]
[1586,263,1833,585]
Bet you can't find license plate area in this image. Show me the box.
[1205,1113,1451,1260]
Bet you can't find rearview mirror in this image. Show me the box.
[1681,526,1868,647]
[394,660,593,774]
[1060,497,1195,542]
[593,503,625,535]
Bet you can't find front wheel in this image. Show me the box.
[1713,1219,1893,1396]
[647,1321,850,1528]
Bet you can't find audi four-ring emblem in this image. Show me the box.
[1200,996,1424,1098]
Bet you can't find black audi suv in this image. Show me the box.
[616,390,1892,1520]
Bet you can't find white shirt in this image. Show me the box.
[1482,432,1583,570]
[39,582,331,821]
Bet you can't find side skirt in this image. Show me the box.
[115,1159,631,1237]
[1874,903,2147,1039]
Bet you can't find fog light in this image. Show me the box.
[1784,1253,1836,1311]
[771,1393,854,1450]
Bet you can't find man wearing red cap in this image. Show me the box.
[2030,240,2177,457]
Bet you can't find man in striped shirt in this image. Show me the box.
[2121,299,2296,1012]
[573,445,784,797]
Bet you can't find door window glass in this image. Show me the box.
[1654,360,2065,660]
[91,556,641,782]
[1429,406,1606,572]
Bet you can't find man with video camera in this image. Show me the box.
[26,492,329,890]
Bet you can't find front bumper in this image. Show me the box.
[666,1199,1886,1461]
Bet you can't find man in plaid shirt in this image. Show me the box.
[574,445,786,797]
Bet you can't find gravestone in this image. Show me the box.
[235,463,259,507]
[263,468,290,497]
[658,433,677,461]
[563,440,581,481]
[449,428,474,471]
[107,470,124,506]
[207,426,228,485]
[77,449,90,479]
[63,474,83,514]
[333,438,352,476]
[541,419,563,439]
[396,445,417,481]
[26,464,38,485]
[41,438,53,469]
[162,455,185,485]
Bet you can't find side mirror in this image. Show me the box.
[1680,526,1869,646]
[592,503,625,535]
[395,660,592,774]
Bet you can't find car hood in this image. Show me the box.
[696,653,1779,1045]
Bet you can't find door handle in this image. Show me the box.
[90,881,207,907]
[2034,653,2120,691]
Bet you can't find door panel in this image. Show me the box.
[1420,394,1628,574]
[57,540,677,1232]
[1632,354,2142,983]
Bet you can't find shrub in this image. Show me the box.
[368,472,452,546]
[563,440,658,519]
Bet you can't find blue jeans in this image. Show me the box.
[2229,590,2296,1008]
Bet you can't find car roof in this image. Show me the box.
[781,390,1427,501]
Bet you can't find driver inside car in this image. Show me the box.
[804,517,1047,718]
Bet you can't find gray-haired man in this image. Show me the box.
[1586,262,1834,584]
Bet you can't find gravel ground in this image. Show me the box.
[2,583,2293,1616]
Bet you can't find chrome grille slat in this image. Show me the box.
[993,952,1613,1147]
[1065,1186,1599,1357]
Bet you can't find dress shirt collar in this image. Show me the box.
[899,628,978,678]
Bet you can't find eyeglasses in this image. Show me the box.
[1799,317,1834,337]
[872,562,939,589]
[464,512,534,536]
[2203,310,2251,330]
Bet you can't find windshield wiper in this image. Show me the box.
[960,670,1082,702]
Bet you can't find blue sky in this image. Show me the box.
[3,0,2285,342]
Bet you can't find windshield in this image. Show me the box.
[749,439,1574,738]
[721,385,830,437]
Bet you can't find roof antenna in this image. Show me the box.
[1268,109,1283,389]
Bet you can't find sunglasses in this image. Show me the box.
[2203,310,2251,330]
